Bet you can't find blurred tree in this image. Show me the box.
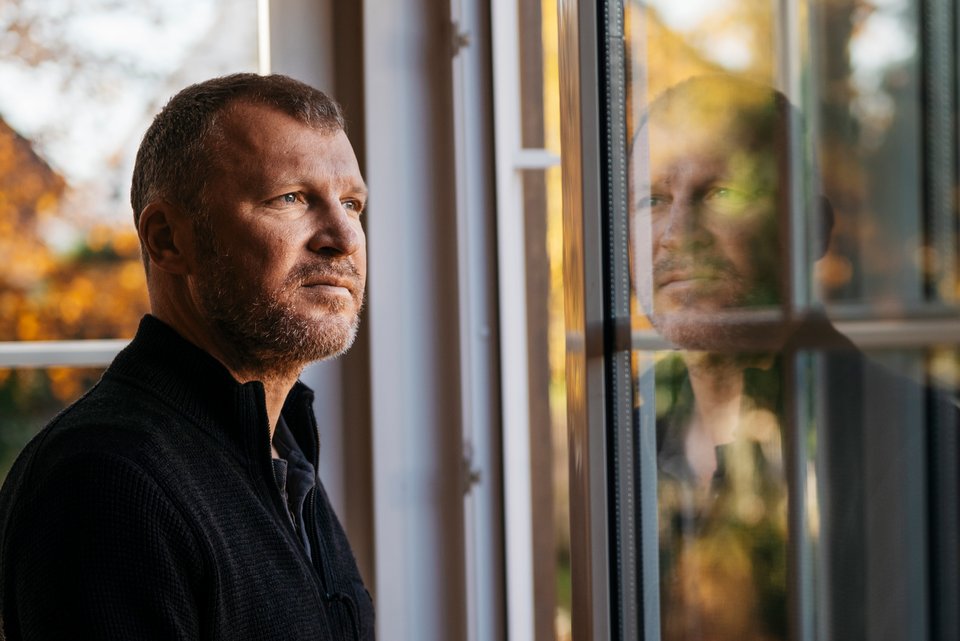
[0,113,146,420]
[0,0,255,481]
[0,115,146,346]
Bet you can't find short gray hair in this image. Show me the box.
[131,73,345,229]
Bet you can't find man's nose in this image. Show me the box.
[307,201,364,257]
[658,197,710,249]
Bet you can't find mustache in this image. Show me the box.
[653,255,738,283]
[286,260,363,288]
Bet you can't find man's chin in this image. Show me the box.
[218,311,361,375]
[651,307,790,353]
[309,318,360,362]
[286,313,360,363]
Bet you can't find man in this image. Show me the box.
[629,75,863,641]
[0,74,374,640]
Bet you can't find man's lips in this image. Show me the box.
[302,277,355,291]
[655,272,721,289]
[291,261,363,299]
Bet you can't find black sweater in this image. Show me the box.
[0,315,375,640]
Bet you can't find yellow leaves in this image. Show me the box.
[85,225,142,259]
[87,225,113,252]
[662,531,766,641]
[0,367,105,412]
[47,366,83,403]
[16,311,39,340]
[34,191,59,215]
[56,275,104,327]
[815,250,853,289]
[1,240,148,341]
[111,229,141,257]
[120,261,145,290]
[57,290,84,325]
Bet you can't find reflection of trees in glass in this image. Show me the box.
[654,354,788,641]
[629,0,938,309]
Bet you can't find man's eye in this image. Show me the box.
[703,186,755,213]
[706,186,737,200]
[343,199,364,213]
[635,195,669,210]
[270,192,303,206]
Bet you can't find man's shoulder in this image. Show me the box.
[1,373,222,511]
[32,374,192,455]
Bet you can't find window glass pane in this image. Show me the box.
[634,343,957,640]
[0,367,105,480]
[0,0,259,341]
[625,0,952,314]
[620,0,959,639]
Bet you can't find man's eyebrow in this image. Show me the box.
[350,183,369,199]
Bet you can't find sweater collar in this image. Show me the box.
[107,315,318,467]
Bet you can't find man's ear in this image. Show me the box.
[138,201,193,275]
[816,194,835,259]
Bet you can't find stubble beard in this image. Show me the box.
[649,288,787,353]
[644,249,787,351]
[193,227,363,379]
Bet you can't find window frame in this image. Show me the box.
[559,0,960,640]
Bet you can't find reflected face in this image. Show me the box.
[630,90,784,348]
[190,102,367,373]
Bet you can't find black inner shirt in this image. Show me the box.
[271,416,317,560]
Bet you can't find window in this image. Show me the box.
[0,0,260,479]
[559,0,960,639]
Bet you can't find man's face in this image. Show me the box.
[189,102,367,373]
[630,98,783,349]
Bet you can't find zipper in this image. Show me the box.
[305,487,361,640]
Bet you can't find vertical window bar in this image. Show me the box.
[490,0,536,638]
[558,0,612,637]
[928,373,960,641]
[599,0,638,639]
[787,351,816,641]
[774,0,812,641]
[451,0,503,639]
[623,6,661,639]
[636,359,661,641]
[921,0,957,637]
[776,0,819,639]
[921,0,956,304]
[257,0,271,74]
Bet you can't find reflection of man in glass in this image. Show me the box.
[632,75,798,354]
[631,74,960,641]
[629,75,823,641]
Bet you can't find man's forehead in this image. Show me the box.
[208,103,362,183]
[632,103,783,181]
[633,117,776,171]
[633,77,785,151]
[214,101,331,149]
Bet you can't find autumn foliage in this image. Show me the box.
[0,116,148,447]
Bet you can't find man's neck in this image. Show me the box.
[684,352,745,425]
[681,351,759,487]
[680,351,778,486]
[225,365,301,443]
[150,306,301,441]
